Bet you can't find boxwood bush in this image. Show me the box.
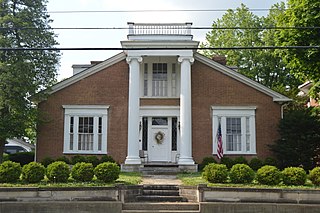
[256,165,281,185]
[46,161,70,183]
[220,157,234,169]
[0,161,22,183]
[21,162,45,183]
[56,156,71,164]
[202,163,228,183]
[100,155,115,164]
[309,167,320,186]
[199,157,217,171]
[86,156,100,167]
[71,155,87,165]
[71,162,94,182]
[41,157,55,167]
[7,152,34,166]
[94,162,120,183]
[282,167,307,186]
[249,158,264,171]
[229,164,255,184]
[233,156,248,165]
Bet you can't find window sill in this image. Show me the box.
[63,151,108,155]
[213,152,257,155]
[140,97,179,99]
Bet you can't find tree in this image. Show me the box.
[269,109,320,170]
[275,0,320,98]
[200,3,300,92]
[0,0,60,162]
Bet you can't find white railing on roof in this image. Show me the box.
[128,22,192,35]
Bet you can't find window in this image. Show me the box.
[212,106,256,155]
[63,105,109,154]
[142,60,179,97]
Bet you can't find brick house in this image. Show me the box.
[36,23,290,171]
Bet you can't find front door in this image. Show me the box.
[148,117,171,162]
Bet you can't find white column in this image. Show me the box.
[178,56,195,165]
[125,56,142,165]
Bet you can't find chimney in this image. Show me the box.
[212,55,227,65]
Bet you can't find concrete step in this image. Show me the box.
[136,195,188,202]
[123,203,200,211]
[140,166,180,175]
[142,190,179,196]
[143,185,179,190]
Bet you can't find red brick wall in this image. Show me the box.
[37,58,282,164]
[191,61,281,163]
[37,60,129,163]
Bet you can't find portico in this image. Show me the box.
[122,23,198,171]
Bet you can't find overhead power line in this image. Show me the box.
[1,26,319,31]
[47,9,282,14]
[0,46,319,51]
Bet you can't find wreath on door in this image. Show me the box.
[155,131,165,144]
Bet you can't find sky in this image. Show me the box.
[46,0,282,80]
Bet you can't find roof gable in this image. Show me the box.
[194,53,291,103]
[48,52,126,95]
[48,51,290,103]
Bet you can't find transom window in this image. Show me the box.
[212,106,256,155]
[63,105,109,154]
[142,59,179,97]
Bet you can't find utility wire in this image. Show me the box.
[1,26,319,31]
[1,46,319,51]
[47,9,284,14]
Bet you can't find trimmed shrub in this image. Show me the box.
[309,167,320,186]
[264,157,278,167]
[46,161,70,183]
[100,155,115,164]
[0,161,22,183]
[71,155,86,165]
[86,156,100,167]
[71,162,94,182]
[7,152,34,166]
[249,158,264,171]
[21,162,45,183]
[56,156,71,164]
[282,167,307,186]
[229,164,255,184]
[233,156,248,165]
[202,163,228,183]
[256,165,281,185]
[199,157,217,171]
[41,157,55,167]
[220,157,234,169]
[94,162,120,183]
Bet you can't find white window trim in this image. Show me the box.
[212,106,256,155]
[63,105,109,154]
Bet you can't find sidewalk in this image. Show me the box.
[141,175,182,185]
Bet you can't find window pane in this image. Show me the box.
[246,117,250,152]
[226,117,241,151]
[142,117,148,151]
[78,116,94,151]
[172,117,177,151]
[144,63,148,96]
[152,117,168,125]
[152,63,168,96]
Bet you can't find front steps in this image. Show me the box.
[122,203,200,213]
[122,185,200,213]
[137,185,186,202]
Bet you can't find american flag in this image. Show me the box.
[216,121,223,159]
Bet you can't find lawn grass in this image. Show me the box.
[0,172,142,187]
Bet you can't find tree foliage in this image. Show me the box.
[270,109,320,170]
[275,0,320,98]
[0,0,60,162]
[201,3,301,93]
